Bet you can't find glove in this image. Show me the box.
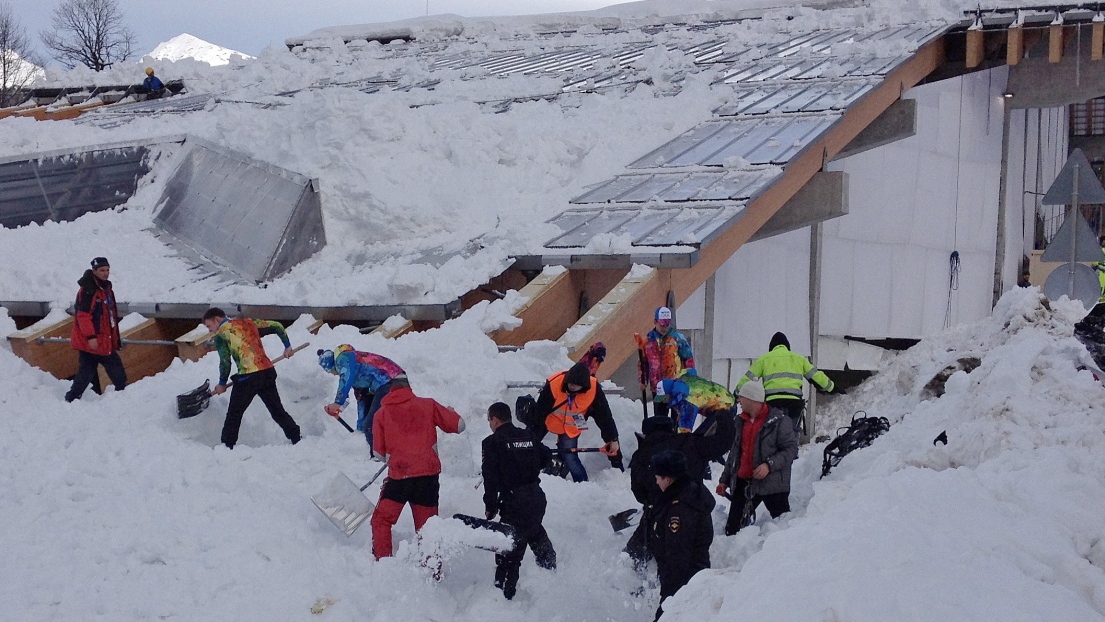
[715,482,728,496]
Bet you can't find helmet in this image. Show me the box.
[317,349,336,373]
[145,67,154,75]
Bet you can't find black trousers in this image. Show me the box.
[495,483,556,599]
[221,367,300,448]
[66,350,127,402]
[772,398,805,435]
[723,478,790,535]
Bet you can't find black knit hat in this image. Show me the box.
[769,331,790,350]
[563,362,592,392]
[90,257,109,269]
[651,449,687,478]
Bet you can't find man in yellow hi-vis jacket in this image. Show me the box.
[737,332,834,435]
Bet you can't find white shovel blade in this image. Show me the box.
[311,472,375,537]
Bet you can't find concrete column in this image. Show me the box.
[806,223,823,443]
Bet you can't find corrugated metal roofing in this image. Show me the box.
[545,204,745,248]
[628,114,839,168]
[519,22,947,264]
[573,169,779,204]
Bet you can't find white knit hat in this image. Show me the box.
[738,380,766,403]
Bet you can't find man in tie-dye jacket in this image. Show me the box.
[203,308,301,449]
[318,344,406,447]
[637,306,696,420]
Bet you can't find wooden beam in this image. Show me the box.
[40,101,106,121]
[491,269,572,347]
[1007,24,1024,66]
[557,268,667,381]
[1093,21,1104,62]
[559,36,946,379]
[7,316,78,379]
[175,325,212,362]
[1050,23,1065,63]
[491,268,628,347]
[966,28,984,68]
[369,318,413,339]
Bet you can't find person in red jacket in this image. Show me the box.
[65,257,127,402]
[370,378,465,559]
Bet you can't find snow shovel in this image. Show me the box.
[451,513,517,553]
[176,342,310,419]
[608,508,640,532]
[311,462,388,537]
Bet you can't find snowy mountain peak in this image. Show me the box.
[148,33,252,66]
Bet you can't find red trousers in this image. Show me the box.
[370,475,440,559]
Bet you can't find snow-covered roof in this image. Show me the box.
[0,1,957,310]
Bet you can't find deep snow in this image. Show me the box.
[3,1,1104,620]
[1,278,1103,621]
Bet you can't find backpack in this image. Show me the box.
[821,411,890,478]
[515,394,539,429]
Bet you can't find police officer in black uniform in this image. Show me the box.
[482,402,557,600]
[647,449,715,620]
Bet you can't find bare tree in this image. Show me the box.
[41,0,134,71]
[0,2,39,107]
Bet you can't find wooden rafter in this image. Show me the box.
[1050,22,1065,63]
[1007,24,1024,66]
[559,36,947,380]
[1093,21,1104,62]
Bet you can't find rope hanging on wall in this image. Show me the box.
[946,77,966,329]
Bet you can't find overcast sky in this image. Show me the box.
[8,0,629,61]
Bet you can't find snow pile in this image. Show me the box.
[148,33,253,66]
[1,50,44,91]
[664,287,1105,621]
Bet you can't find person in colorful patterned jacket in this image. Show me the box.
[202,308,301,449]
[317,345,406,447]
[737,332,834,436]
[65,257,126,402]
[637,306,695,420]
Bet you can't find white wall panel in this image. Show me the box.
[708,68,1070,368]
[712,227,811,360]
[821,68,1007,339]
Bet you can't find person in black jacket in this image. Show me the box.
[647,449,715,621]
[624,412,734,564]
[482,402,557,600]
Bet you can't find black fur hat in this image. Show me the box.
[650,449,687,478]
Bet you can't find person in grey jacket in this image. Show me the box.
[717,380,798,535]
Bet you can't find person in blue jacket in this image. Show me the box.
[317,344,406,446]
[143,67,164,97]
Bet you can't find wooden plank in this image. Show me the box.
[1093,22,1104,62]
[7,316,78,379]
[492,269,575,347]
[1007,25,1024,66]
[369,318,414,339]
[567,36,947,379]
[1049,23,1065,63]
[491,268,627,347]
[966,28,984,68]
[557,268,666,380]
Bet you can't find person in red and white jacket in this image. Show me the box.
[370,378,465,559]
[65,257,127,402]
